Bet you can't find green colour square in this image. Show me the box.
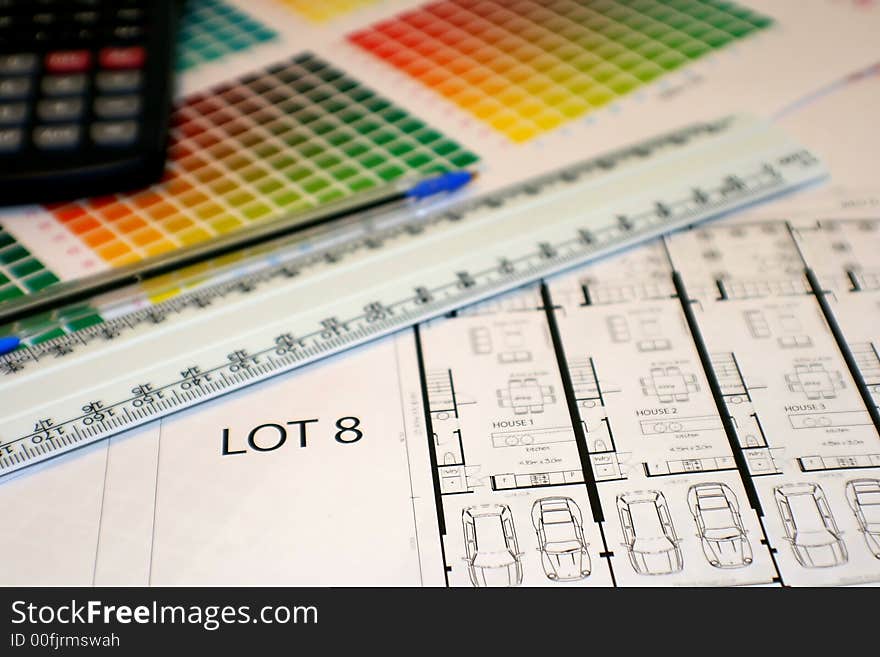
[302,176,331,194]
[270,154,296,170]
[354,119,381,135]
[0,244,28,265]
[282,133,309,149]
[414,129,442,145]
[66,314,103,331]
[376,164,405,181]
[257,178,284,194]
[284,166,313,182]
[338,107,366,124]
[32,328,66,344]
[432,140,459,157]
[316,189,345,204]
[271,190,302,207]
[347,177,375,192]
[358,152,386,169]
[315,153,342,169]
[380,108,407,123]
[363,98,392,113]
[370,130,396,146]
[0,285,24,302]
[449,152,479,168]
[326,131,354,147]
[0,272,8,285]
[680,40,712,58]
[397,118,426,134]
[297,143,324,158]
[310,120,336,136]
[404,152,431,169]
[387,140,415,157]
[702,30,734,48]
[343,142,370,158]
[330,165,358,181]
[0,232,13,248]
[10,258,42,278]
[23,270,59,292]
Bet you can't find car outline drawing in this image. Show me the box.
[462,504,523,587]
[530,496,591,581]
[774,482,848,568]
[686,482,753,568]
[845,479,880,559]
[617,490,684,575]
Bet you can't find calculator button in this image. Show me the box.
[0,102,27,125]
[0,128,23,153]
[45,50,92,74]
[91,120,138,147]
[99,46,146,70]
[0,77,31,100]
[33,124,81,150]
[73,11,99,25]
[42,74,87,96]
[0,54,37,76]
[94,94,140,119]
[96,70,141,93]
[37,98,84,122]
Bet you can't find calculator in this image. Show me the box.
[0,0,180,206]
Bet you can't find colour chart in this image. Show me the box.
[45,52,479,268]
[177,0,279,72]
[349,0,773,142]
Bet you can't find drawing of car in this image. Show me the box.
[617,491,683,575]
[462,504,523,587]
[687,483,753,568]
[845,479,880,559]
[530,497,591,581]
[774,483,847,568]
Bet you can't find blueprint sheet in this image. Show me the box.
[2,3,880,587]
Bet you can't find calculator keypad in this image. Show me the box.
[0,0,175,203]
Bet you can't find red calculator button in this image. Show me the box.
[45,50,92,74]
[99,47,146,70]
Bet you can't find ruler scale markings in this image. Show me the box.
[0,117,824,476]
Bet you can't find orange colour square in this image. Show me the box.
[100,204,133,221]
[82,227,116,248]
[209,178,237,196]
[194,167,223,184]
[109,252,141,267]
[180,190,210,207]
[53,205,87,222]
[166,179,194,195]
[133,192,163,209]
[195,202,224,221]
[146,203,178,221]
[97,241,132,262]
[117,215,147,233]
[131,227,163,246]
[68,215,101,235]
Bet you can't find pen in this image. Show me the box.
[0,170,476,327]
[0,336,19,356]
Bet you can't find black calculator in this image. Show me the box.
[0,0,180,206]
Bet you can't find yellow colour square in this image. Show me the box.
[533,111,565,131]
[145,240,176,257]
[178,227,212,246]
[557,97,591,118]
[512,98,546,118]
[505,122,539,143]
[131,227,162,247]
[210,215,244,234]
[195,203,224,221]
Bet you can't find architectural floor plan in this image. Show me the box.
[2,211,878,587]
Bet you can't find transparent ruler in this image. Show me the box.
[0,115,826,477]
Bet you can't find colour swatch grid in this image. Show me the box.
[278,0,382,23]
[0,228,59,304]
[46,53,479,268]
[349,0,772,142]
[177,0,279,72]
